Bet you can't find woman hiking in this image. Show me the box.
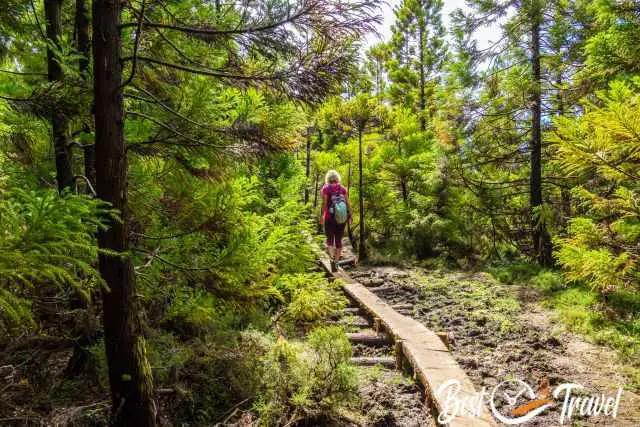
[320,170,352,272]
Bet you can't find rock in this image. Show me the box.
[545,336,561,348]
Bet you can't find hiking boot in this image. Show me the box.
[330,260,337,272]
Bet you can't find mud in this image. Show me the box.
[357,369,433,427]
[348,266,640,426]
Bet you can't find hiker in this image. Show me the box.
[320,170,352,271]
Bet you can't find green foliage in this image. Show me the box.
[529,270,565,293]
[584,0,640,82]
[255,326,358,426]
[276,273,347,323]
[487,261,543,286]
[0,188,110,337]
[545,286,640,389]
[551,80,640,292]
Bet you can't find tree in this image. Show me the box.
[551,80,640,292]
[320,94,387,261]
[75,0,94,189]
[90,0,379,423]
[92,0,156,424]
[44,0,73,192]
[458,0,589,265]
[388,0,446,130]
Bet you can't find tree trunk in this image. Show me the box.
[358,130,367,261]
[418,21,426,132]
[76,0,96,190]
[45,0,74,192]
[530,15,553,267]
[555,72,571,232]
[304,127,311,204]
[313,171,319,209]
[346,159,357,250]
[92,0,156,425]
[398,139,409,204]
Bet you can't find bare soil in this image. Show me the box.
[348,265,640,427]
[357,369,433,427]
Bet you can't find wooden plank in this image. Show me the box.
[351,356,396,368]
[319,255,497,427]
[346,332,392,345]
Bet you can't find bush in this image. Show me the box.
[530,270,565,293]
[276,273,347,324]
[0,189,111,338]
[487,261,542,285]
[255,326,358,426]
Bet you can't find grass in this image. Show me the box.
[488,262,640,391]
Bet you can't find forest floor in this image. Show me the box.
[354,367,433,427]
[345,263,640,426]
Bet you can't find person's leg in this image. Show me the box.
[325,218,335,259]
[334,223,345,261]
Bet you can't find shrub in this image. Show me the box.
[530,270,565,293]
[255,326,358,426]
[0,189,111,337]
[276,273,347,324]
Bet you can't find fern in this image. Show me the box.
[0,188,112,336]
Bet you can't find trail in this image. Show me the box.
[339,262,640,426]
[318,252,434,426]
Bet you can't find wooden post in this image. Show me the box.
[394,340,404,371]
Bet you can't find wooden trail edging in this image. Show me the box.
[319,257,497,427]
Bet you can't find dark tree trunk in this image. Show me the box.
[313,171,319,209]
[304,127,311,204]
[76,0,96,189]
[555,72,571,232]
[313,171,321,232]
[45,0,74,192]
[398,139,409,204]
[346,159,356,250]
[358,130,367,261]
[76,0,90,75]
[530,16,553,267]
[92,0,156,425]
[418,22,426,132]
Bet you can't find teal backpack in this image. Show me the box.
[329,186,348,224]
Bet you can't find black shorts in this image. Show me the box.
[325,216,346,248]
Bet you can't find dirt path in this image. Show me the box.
[347,265,640,426]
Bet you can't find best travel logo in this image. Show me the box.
[436,378,624,425]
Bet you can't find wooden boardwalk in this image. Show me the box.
[319,256,497,427]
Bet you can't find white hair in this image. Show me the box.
[325,169,341,184]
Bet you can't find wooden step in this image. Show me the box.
[361,277,386,287]
[351,356,396,368]
[342,307,362,315]
[330,317,370,327]
[392,303,413,311]
[346,332,392,346]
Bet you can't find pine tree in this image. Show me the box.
[388,0,446,131]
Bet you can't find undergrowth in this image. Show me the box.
[489,262,640,390]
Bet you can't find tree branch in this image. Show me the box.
[119,6,312,36]
[121,0,146,89]
[0,69,47,77]
[126,55,277,81]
